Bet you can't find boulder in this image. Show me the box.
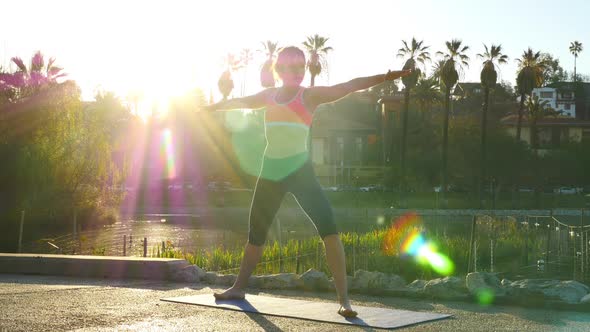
[171,265,206,283]
[215,274,237,287]
[203,271,218,284]
[466,272,505,297]
[299,269,331,291]
[505,279,589,304]
[424,276,468,299]
[407,279,427,291]
[350,270,406,292]
[249,273,299,290]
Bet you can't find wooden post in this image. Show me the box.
[581,209,584,278]
[467,215,477,273]
[162,241,166,252]
[17,210,25,253]
[143,237,147,257]
[295,240,300,274]
[545,223,551,274]
[123,235,127,256]
[316,241,321,271]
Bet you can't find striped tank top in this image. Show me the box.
[263,87,313,159]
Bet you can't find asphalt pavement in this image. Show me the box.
[1,274,590,331]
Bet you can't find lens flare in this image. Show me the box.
[476,288,495,306]
[383,212,455,276]
[161,128,176,179]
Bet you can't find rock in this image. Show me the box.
[249,273,299,290]
[171,265,206,283]
[424,277,468,299]
[407,279,427,290]
[580,293,590,304]
[541,280,589,304]
[505,279,589,304]
[299,269,331,291]
[203,271,218,284]
[466,272,505,297]
[350,270,406,292]
[215,274,237,287]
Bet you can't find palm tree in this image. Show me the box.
[525,95,560,150]
[412,77,441,119]
[569,41,583,83]
[525,94,560,208]
[260,41,279,88]
[302,34,333,87]
[436,39,470,203]
[239,48,253,96]
[4,51,66,100]
[218,53,241,100]
[515,48,546,141]
[477,44,508,207]
[396,38,430,202]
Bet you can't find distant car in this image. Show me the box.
[359,185,380,192]
[322,186,339,192]
[207,181,231,191]
[518,187,534,193]
[555,187,577,195]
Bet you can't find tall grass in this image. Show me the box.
[152,218,548,282]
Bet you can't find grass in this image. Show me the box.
[151,216,562,282]
[132,190,590,211]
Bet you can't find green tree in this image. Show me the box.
[540,53,567,85]
[569,41,583,83]
[396,38,430,200]
[412,77,442,119]
[477,44,508,207]
[260,41,279,88]
[302,34,333,87]
[436,39,470,204]
[515,48,547,141]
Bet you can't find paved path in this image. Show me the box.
[1,274,589,331]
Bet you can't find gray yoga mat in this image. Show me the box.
[161,294,451,329]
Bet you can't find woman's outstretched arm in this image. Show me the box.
[306,70,412,107]
[204,89,271,111]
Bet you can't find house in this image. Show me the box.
[311,91,389,186]
[545,82,590,120]
[501,82,590,150]
[531,87,576,117]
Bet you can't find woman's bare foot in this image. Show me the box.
[213,287,245,300]
[338,305,358,318]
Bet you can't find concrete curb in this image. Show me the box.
[0,253,189,280]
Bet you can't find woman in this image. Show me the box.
[206,46,411,317]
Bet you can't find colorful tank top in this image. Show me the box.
[263,87,313,159]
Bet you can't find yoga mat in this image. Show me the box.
[162,294,451,329]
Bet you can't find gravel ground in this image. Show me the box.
[1,274,589,332]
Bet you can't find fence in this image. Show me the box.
[21,209,590,283]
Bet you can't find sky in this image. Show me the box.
[2,0,589,104]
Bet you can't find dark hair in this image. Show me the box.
[274,46,306,77]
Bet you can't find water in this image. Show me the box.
[21,208,478,256]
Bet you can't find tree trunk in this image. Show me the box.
[479,87,490,209]
[400,88,411,206]
[310,74,316,87]
[516,93,525,141]
[441,87,451,207]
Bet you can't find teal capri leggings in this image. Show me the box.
[248,160,339,246]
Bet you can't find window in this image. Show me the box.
[561,92,572,99]
[474,88,482,94]
[354,137,363,165]
[540,91,553,99]
[564,103,571,110]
